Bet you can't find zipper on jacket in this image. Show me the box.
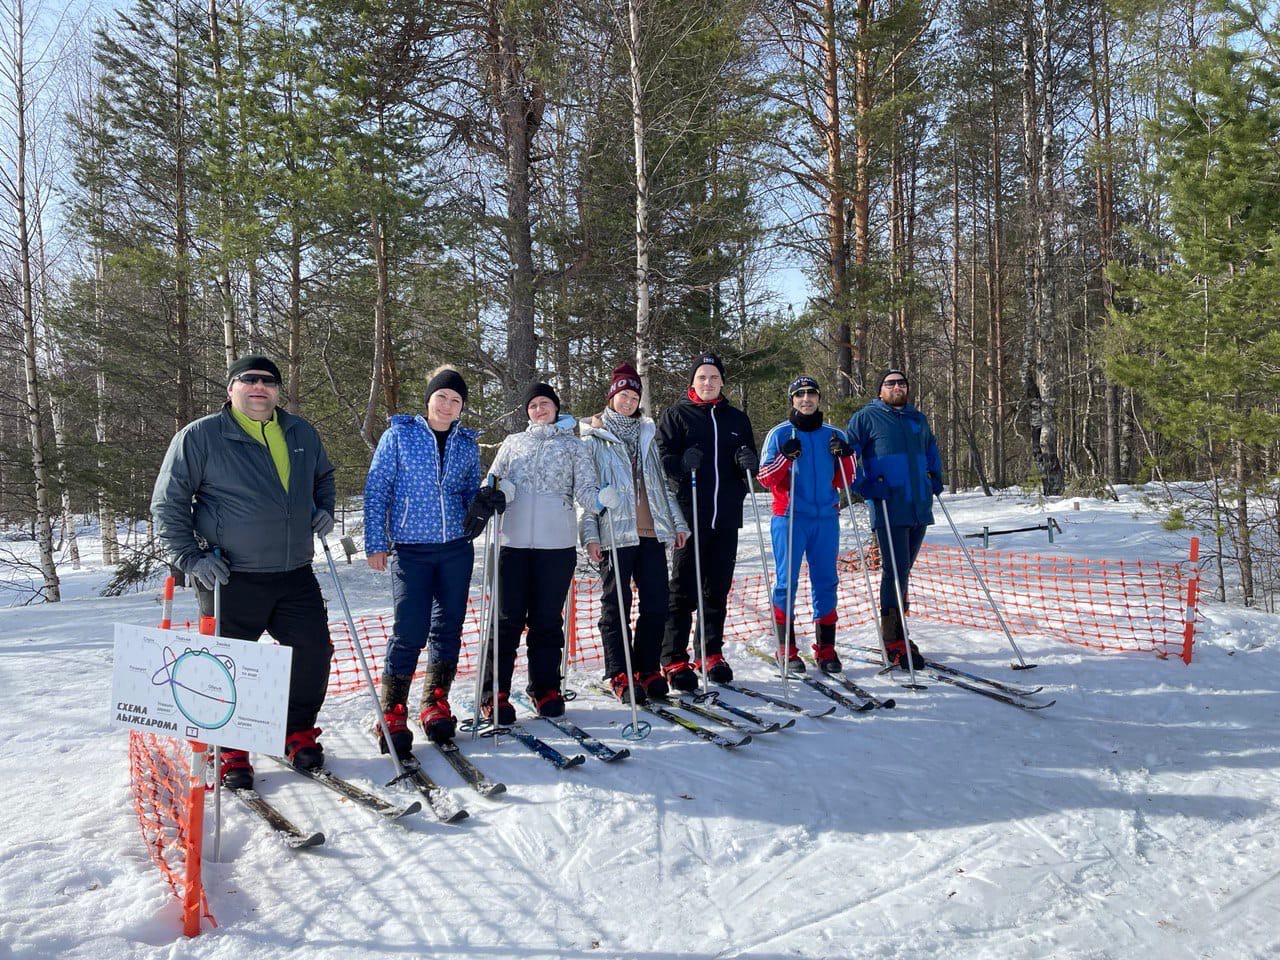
[438,425,449,539]
[710,405,720,529]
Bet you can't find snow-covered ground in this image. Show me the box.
[1,486,1277,960]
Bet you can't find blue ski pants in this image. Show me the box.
[769,512,839,622]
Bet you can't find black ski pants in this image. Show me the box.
[197,565,332,733]
[599,536,669,679]
[485,546,576,695]
[874,523,927,615]
[663,526,738,663]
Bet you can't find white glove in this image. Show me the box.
[596,483,622,511]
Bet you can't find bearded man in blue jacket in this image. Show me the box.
[845,369,944,670]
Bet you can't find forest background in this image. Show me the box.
[1,0,1277,610]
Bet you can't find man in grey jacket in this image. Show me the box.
[151,355,337,789]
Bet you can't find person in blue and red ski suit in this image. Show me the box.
[757,376,856,675]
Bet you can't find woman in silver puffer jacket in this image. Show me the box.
[580,363,689,704]
[482,382,600,720]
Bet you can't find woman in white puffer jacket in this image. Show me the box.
[481,382,600,720]
[580,363,689,704]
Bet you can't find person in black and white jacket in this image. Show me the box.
[655,352,758,689]
[580,363,690,704]
[481,383,601,720]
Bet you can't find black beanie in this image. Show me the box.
[689,352,726,384]
[523,381,560,413]
[227,355,282,385]
[878,368,909,390]
[425,367,468,406]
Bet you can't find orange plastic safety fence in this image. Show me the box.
[325,542,1201,694]
[127,731,214,926]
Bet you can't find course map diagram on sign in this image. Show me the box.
[111,624,292,755]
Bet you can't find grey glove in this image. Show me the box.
[311,508,335,538]
[190,553,230,590]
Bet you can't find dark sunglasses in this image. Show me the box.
[882,380,908,388]
[792,388,820,397]
[234,374,280,387]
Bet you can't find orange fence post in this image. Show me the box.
[182,740,207,937]
[1181,537,1200,665]
[180,587,210,935]
[160,576,174,630]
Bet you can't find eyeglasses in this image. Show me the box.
[792,389,819,397]
[882,380,908,388]
[234,374,280,387]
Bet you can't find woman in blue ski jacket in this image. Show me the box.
[844,368,944,669]
[757,376,855,675]
[363,366,500,756]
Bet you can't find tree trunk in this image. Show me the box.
[33,175,78,568]
[95,241,118,565]
[287,220,302,415]
[209,0,237,368]
[1034,11,1063,496]
[948,141,960,488]
[12,0,60,599]
[172,0,193,429]
[824,0,851,397]
[489,3,543,411]
[361,209,388,450]
[1019,0,1063,496]
[628,0,655,414]
[1235,442,1253,607]
[989,24,1006,487]
[850,0,873,397]
[235,0,261,353]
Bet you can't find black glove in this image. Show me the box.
[929,472,945,496]
[463,489,502,540]
[855,474,892,502]
[681,447,704,474]
[829,434,853,458]
[477,484,507,515]
[736,446,759,473]
[780,438,802,461]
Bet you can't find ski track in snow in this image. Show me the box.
[2,486,1279,959]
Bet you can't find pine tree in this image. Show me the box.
[1107,26,1280,603]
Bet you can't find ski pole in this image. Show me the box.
[838,470,890,667]
[746,470,783,676]
[320,535,409,782]
[875,499,924,690]
[688,467,710,693]
[932,488,1034,669]
[780,429,797,691]
[488,507,504,731]
[211,549,223,863]
[470,510,495,739]
[604,510,651,740]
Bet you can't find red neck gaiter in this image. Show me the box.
[687,387,723,405]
